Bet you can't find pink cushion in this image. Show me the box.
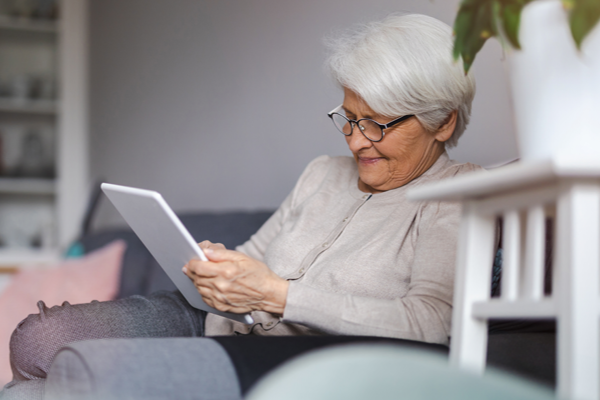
[0,240,126,386]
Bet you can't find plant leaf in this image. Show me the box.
[500,0,533,49]
[453,0,499,73]
[453,2,475,61]
[569,0,600,48]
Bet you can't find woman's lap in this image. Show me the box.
[8,290,206,381]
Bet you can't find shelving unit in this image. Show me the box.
[0,177,55,195]
[0,0,89,267]
[0,14,58,33]
[0,98,58,115]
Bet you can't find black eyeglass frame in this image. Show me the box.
[327,104,414,142]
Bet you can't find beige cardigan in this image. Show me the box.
[205,153,482,344]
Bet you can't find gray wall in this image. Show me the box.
[89,0,517,229]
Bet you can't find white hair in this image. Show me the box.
[326,14,476,147]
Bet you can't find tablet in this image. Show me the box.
[101,183,254,324]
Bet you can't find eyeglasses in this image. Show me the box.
[327,105,414,142]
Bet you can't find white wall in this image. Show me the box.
[89,0,518,229]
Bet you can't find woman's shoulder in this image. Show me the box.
[433,154,485,181]
[299,155,356,182]
[415,153,483,188]
[443,160,485,178]
[304,155,355,171]
[290,155,356,203]
[413,158,485,231]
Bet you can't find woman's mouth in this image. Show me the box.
[358,157,382,166]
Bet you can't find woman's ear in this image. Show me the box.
[434,111,458,143]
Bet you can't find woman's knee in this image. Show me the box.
[9,300,76,380]
[8,292,205,381]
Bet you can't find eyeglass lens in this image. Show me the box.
[331,113,383,141]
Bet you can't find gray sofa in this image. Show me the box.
[1,211,557,399]
[78,211,558,387]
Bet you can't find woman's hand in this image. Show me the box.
[183,247,289,316]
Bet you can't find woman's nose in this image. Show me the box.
[346,129,373,153]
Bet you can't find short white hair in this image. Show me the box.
[326,14,476,147]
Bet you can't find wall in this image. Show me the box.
[89,0,517,229]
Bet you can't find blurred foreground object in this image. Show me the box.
[247,344,554,400]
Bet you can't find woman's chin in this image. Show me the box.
[357,174,383,193]
[357,162,383,178]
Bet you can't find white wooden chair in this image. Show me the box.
[408,160,600,400]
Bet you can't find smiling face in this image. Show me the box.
[342,88,456,193]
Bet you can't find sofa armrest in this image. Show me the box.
[44,338,241,400]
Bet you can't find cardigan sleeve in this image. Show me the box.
[281,199,461,345]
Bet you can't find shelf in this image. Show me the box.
[0,15,57,33]
[0,248,60,268]
[0,1,89,250]
[0,178,55,195]
[0,98,57,115]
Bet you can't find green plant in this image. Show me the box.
[453,0,600,73]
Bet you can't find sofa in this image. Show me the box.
[1,210,557,399]
[79,210,558,384]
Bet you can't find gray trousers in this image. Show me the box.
[1,291,241,400]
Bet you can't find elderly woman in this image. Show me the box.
[4,12,479,397]
[189,13,478,342]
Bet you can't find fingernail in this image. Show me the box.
[204,248,213,254]
[182,267,188,273]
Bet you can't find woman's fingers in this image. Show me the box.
[184,258,231,278]
[202,247,245,262]
[194,280,251,312]
[184,249,245,277]
[185,248,242,275]
[198,241,226,251]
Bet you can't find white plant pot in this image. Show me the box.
[509,0,600,164]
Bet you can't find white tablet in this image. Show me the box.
[101,183,254,324]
